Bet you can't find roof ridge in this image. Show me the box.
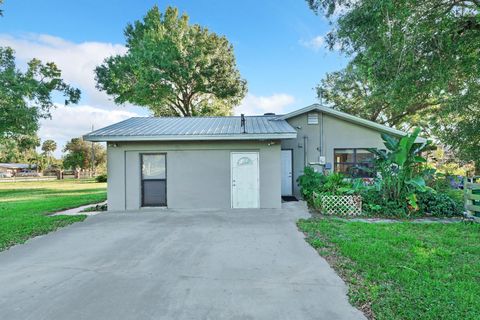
[130,115,276,119]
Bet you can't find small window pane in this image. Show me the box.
[143,180,166,206]
[142,154,166,180]
[356,149,374,163]
[335,163,354,174]
[334,149,354,163]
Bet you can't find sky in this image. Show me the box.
[0,0,347,156]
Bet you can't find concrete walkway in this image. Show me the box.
[0,202,365,320]
[51,201,107,216]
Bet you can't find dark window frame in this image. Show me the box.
[334,148,375,178]
[140,153,167,207]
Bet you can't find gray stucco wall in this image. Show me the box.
[282,112,386,197]
[107,140,282,211]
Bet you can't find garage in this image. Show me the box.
[84,116,297,210]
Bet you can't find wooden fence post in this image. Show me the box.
[464,176,480,216]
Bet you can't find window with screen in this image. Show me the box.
[141,154,166,206]
[334,148,375,177]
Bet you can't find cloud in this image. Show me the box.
[0,33,127,108]
[39,104,138,157]
[300,35,325,51]
[235,94,295,115]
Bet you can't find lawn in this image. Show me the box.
[298,218,480,320]
[0,179,107,251]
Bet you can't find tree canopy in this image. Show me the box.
[62,138,106,170]
[95,6,247,117]
[307,0,480,172]
[41,139,57,156]
[0,47,81,139]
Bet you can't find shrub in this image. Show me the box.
[95,174,107,183]
[368,127,433,216]
[417,191,464,217]
[297,166,325,202]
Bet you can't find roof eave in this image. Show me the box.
[83,133,297,142]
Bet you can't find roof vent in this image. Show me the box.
[240,114,246,133]
[264,112,275,116]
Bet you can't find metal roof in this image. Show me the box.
[279,104,427,143]
[0,163,33,169]
[84,116,297,142]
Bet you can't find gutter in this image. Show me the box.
[83,133,298,142]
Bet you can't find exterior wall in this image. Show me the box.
[282,112,386,197]
[107,140,282,211]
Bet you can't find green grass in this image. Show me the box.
[298,218,480,320]
[0,179,107,251]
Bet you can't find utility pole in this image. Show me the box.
[91,125,95,177]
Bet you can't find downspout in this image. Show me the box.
[303,136,308,167]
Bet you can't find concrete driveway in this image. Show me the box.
[0,203,365,320]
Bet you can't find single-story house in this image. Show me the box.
[84,104,422,211]
[0,163,35,177]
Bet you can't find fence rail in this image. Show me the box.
[0,176,57,183]
[465,176,480,216]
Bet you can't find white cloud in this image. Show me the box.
[39,104,139,157]
[0,33,127,108]
[235,94,295,115]
[300,35,325,51]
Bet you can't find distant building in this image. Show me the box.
[0,163,36,177]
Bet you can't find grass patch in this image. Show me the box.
[0,179,107,251]
[298,218,480,320]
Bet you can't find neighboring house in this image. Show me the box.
[84,104,423,211]
[0,163,36,177]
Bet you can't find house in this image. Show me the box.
[0,163,36,177]
[84,104,422,211]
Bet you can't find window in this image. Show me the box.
[334,148,375,178]
[307,113,319,124]
[141,154,166,206]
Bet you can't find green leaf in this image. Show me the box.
[381,133,398,151]
[414,156,427,163]
[407,193,418,210]
[406,177,426,192]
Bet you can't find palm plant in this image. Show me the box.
[369,128,433,212]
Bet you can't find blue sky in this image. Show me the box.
[1,0,346,155]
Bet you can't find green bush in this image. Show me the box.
[298,167,365,209]
[297,166,325,202]
[417,191,464,217]
[95,174,107,183]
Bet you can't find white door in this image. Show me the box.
[231,152,259,208]
[281,150,293,196]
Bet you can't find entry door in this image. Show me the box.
[231,152,259,208]
[281,150,293,196]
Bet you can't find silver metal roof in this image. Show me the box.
[84,116,297,142]
[0,163,33,169]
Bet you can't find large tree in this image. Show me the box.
[307,0,480,172]
[0,47,81,139]
[95,6,247,117]
[62,138,106,170]
[0,134,40,163]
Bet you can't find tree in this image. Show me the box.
[41,139,57,157]
[307,0,480,172]
[95,6,247,117]
[0,47,81,139]
[41,139,57,167]
[62,138,106,170]
[0,134,40,163]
